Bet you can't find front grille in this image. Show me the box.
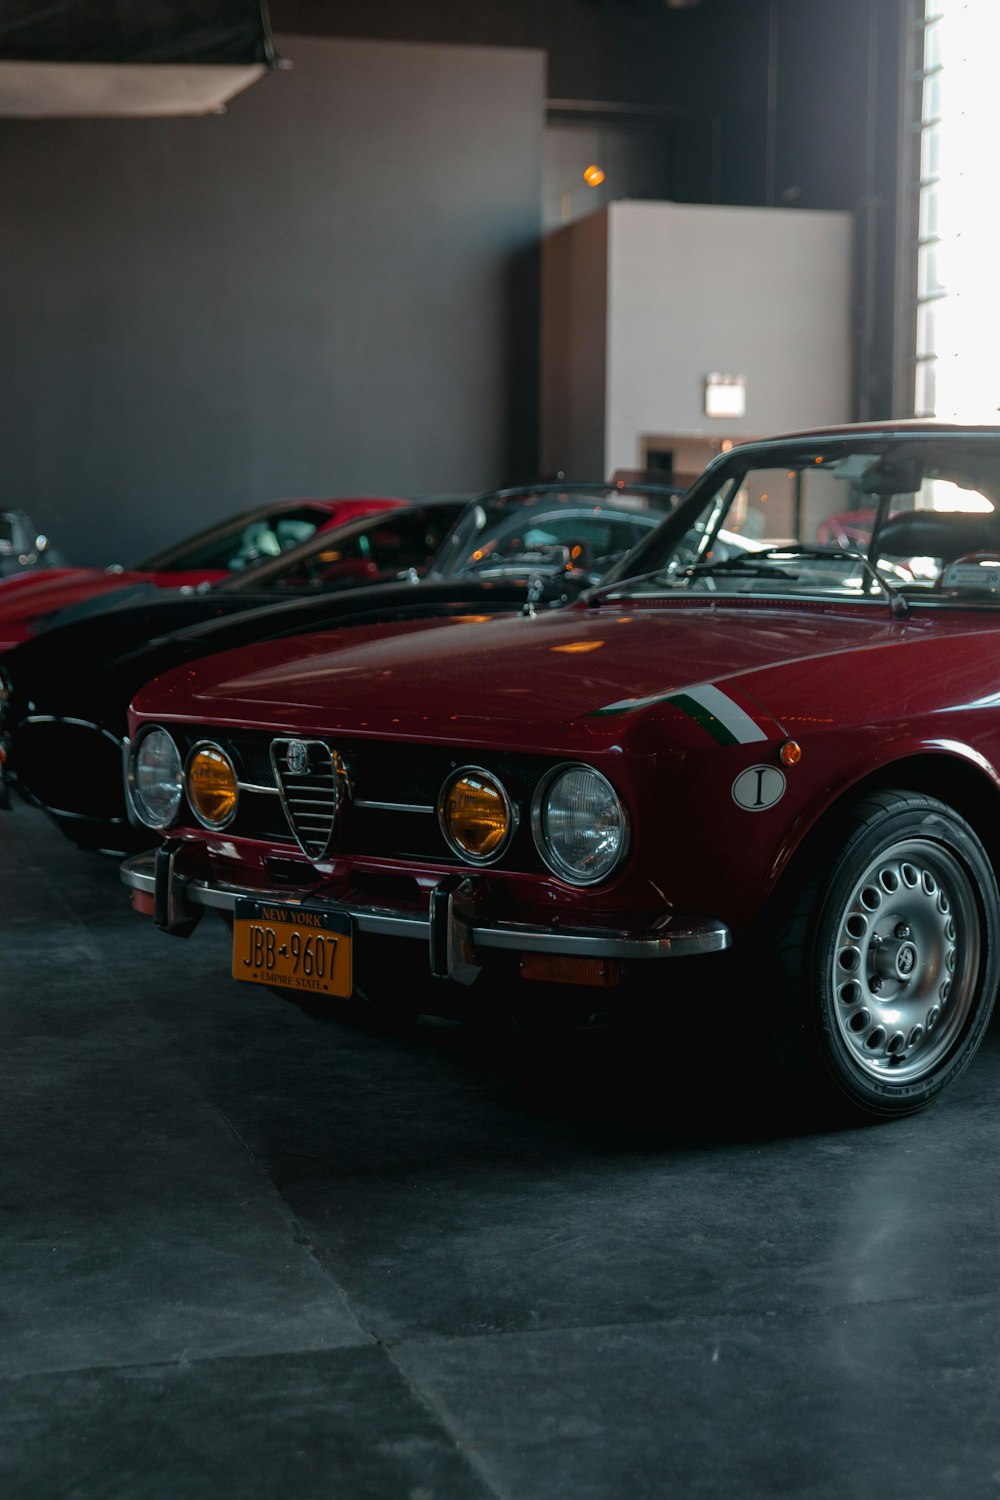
[270,738,342,859]
[172,727,556,873]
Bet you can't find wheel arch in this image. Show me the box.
[764,749,1000,925]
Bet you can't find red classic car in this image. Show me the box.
[121,424,1000,1124]
[0,496,405,653]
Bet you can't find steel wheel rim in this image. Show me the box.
[827,835,981,1084]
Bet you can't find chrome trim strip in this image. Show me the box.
[40,804,128,824]
[23,713,123,746]
[238,781,280,796]
[354,799,435,814]
[121,852,731,958]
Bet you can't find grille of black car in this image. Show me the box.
[170,728,552,872]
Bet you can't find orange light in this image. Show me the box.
[440,772,509,860]
[815,456,824,464]
[187,746,238,826]
[519,954,620,987]
[780,740,803,766]
[760,493,768,502]
[583,164,605,187]
[551,640,605,654]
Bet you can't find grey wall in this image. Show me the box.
[276,0,907,419]
[541,200,854,480]
[605,202,854,473]
[0,36,544,565]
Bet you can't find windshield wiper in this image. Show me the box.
[585,549,799,602]
[588,544,909,616]
[693,545,909,616]
[585,565,683,603]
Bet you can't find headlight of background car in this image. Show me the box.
[186,742,238,829]
[532,764,628,884]
[129,727,183,829]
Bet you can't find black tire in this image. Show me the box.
[770,790,1000,1124]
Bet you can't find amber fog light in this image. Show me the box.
[438,767,515,863]
[186,742,238,829]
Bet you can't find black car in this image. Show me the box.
[0,484,680,851]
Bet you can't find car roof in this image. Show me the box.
[732,420,1000,447]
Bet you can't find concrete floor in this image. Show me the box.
[5,795,1000,1498]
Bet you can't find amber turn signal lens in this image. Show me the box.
[440,771,510,862]
[780,740,803,767]
[187,745,238,828]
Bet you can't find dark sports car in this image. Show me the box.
[0,483,680,851]
[0,495,409,651]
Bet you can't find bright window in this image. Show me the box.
[917,3,1000,420]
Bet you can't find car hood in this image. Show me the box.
[132,601,909,753]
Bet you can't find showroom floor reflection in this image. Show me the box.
[4,797,1000,1500]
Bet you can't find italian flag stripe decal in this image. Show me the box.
[588,681,770,746]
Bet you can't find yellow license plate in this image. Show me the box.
[232,899,353,998]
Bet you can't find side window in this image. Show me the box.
[360,510,455,575]
[274,510,453,590]
[273,532,371,588]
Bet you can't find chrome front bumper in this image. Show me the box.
[121,843,732,984]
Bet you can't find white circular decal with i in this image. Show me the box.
[732,764,786,812]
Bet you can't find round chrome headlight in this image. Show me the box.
[438,767,516,864]
[532,764,629,885]
[130,727,183,829]
[186,742,238,829]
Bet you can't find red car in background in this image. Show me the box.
[0,496,405,653]
[121,424,1000,1127]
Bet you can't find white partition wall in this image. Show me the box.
[542,200,855,482]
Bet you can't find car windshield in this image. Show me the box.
[594,435,1000,609]
[430,485,680,580]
